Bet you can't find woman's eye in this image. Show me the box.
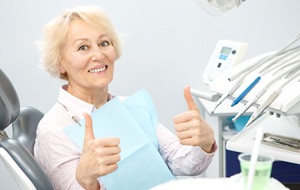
[78,45,89,51]
[100,41,110,47]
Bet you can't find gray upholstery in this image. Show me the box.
[0,69,20,130]
[0,68,54,190]
[12,107,44,155]
[0,139,54,189]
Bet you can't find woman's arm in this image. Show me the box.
[157,124,216,176]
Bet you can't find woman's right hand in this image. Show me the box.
[76,113,121,190]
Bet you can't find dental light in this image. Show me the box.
[195,0,246,16]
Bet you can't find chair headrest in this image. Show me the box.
[0,69,20,130]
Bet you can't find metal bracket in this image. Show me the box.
[0,130,8,140]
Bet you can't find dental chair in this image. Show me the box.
[0,69,54,190]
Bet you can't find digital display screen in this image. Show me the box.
[220,47,232,55]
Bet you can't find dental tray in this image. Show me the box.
[262,133,300,153]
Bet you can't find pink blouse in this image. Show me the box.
[34,85,216,189]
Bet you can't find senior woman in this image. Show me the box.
[34,5,217,190]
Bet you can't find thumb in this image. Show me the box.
[184,86,199,111]
[83,112,95,140]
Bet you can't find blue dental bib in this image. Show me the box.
[64,89,175,189]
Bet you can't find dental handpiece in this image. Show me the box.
[244,90,279,128]
[211,75,245,113]
[231,88,266,122]
[233,62,300,122]
[244,69,300,127]
[231,76,261,107]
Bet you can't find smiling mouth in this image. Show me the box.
[88,66,107,73]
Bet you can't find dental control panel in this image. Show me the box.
[203,40,248,85]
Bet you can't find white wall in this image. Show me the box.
[0,0,299,187]
[1,0,299,131]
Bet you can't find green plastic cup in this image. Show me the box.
[238,153,274,190]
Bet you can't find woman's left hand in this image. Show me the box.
[173,86,215,153]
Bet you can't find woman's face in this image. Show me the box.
[60,18,116,94]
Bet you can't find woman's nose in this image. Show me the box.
[91,48,105,62]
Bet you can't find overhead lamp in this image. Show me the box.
[195,0,246,16]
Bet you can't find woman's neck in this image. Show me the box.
[66,84,108,109]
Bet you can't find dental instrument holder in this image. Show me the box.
[209,51,300,123]
[205,51,300,164]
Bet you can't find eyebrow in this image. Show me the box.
[72,34,110,46]
[72,38,88,46]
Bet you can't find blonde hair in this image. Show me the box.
[38,6,122,80]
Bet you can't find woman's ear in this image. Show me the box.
[60,63,66,74]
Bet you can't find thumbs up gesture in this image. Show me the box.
[173,86,215,153]
[76,113,121,189]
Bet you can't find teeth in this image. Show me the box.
[89,66,106,73]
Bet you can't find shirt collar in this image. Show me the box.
[57,84,114,119]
